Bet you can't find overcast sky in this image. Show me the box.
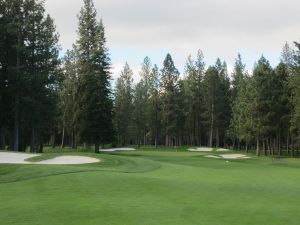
[45,0,300,81]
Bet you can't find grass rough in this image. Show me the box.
[1,149,300,225]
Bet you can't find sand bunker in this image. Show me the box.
[36,156,100,165]
[100,148,136,152]
[216,148,230,152]
[205,155,220,159]
[220,154,250,159]
[0,152,100,165]
[0,152,39,164]
[205,154,250,159]
[188,147,213,152]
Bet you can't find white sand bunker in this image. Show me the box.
[205,155,220,159]
[0,152,39,164]
[220,154,250,159]
[216,148,230,152]
[100,148,136,152]
[188,147,213,152]
[0,152,100,165]
[205,154,250,159]
[37,156,100,165]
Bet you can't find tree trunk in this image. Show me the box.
[13,96,20,151]
[61,126,65,149]
[0,127,5,150]
[287,134,289,156]
[95,142,100,153]
[209,103,214,148]
[216,129,219,148]
[51,133,56,149]
[39,142,43,153]
[71,128,76,149]
[245,143,248,153]
[291,134,295,157]
[256,137,260,156]
[267,138,271,156]
[232,138,236,150]
[262,140,266,156]
[30,127,36,153]
[278,135,281,156]
[13,7,22,152]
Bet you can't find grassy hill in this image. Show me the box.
[1,149,300,225]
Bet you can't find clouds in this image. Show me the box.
[45,0,300,79]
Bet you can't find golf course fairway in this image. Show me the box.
[0,150,300,225]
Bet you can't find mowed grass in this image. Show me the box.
[1,149,300,225]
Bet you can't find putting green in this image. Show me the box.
[0,150,300,225]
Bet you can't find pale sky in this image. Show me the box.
[45,0,300,81]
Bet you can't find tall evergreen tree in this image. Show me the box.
[0,0,8,149]
[115,63,134,146]
[229,54,247,149]
[290,42,300,151]
[203,59,230,147]
[274,62,292,155]
[6,0,25,151]
[230,74,255,151]
[147,64,161,147]
[0,0,60,152]
[231,54,246,101]
[59,47,79,149]
[161,53,180,146]
[183,50,205,146]
[132,57,153,146]
[23,0,61,152]
[252,56,275,155]
[203,66,219,147]
[76,0,114,152]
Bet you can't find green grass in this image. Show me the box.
[1,149,300,225]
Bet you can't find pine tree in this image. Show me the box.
[229,54,247,149]
[252,56,275,155]
[203,66,219,147]
[6,0,25,151]
[76,0,114,152]
[231,54,246,101]
[132,57,153,146]
[161,53,180,146]
[23,0,61,152]
[147,64,161,147]
[184,50,205,146]
[133,81,146,146]
[203,59,231,148]
[274,62,291,155]
[59,47,78,149]
[0,0,60,152]
[115,63,134,146]
[290,42,300,152]
[0,0,8,149]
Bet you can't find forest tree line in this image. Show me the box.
[1,0,300,156]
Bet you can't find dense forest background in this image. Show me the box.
[1,0,300,156]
